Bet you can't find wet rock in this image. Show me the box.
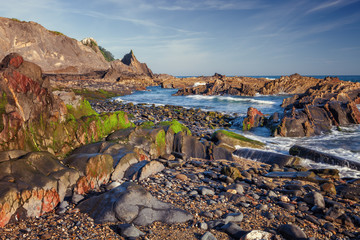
[264,171,326,182]
[77,182,193,225]
[233,148,299,168]
[290,145,360,171]
[277,224,307,240]
[242,107,265,131]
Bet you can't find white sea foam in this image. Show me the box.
[186,95,277,105]
[193,82,206,87]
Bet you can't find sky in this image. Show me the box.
[1,0,360,76]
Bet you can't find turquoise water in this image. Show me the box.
[115,76,360,177]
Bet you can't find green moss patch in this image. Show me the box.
[158,120,191,135]
[66,99,98,119]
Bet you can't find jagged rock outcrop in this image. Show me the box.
[174,74,270,96]
[102,50,155,90]
[0,53,133,154]
[0,17,109,74]
[272,77,360,137]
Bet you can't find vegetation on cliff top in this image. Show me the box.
[99,46,115,62]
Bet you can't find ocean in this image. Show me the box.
[115,75,360,178]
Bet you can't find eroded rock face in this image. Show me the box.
[77,182,193,225]
[0,17,109,74]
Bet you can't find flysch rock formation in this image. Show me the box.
[0,17,109,74]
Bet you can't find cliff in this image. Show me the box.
[0,17,110,74]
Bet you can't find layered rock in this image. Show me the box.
[0,17,109,74]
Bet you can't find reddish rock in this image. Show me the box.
[243,107,265,131]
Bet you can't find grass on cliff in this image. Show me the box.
[71,89,120,100]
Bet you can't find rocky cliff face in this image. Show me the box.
[0,53,133,154]
[0,17,110,74]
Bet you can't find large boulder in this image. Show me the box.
[173,131,206,159]
[0,151,79,227]
[77,182,193,225]
[63,153,114,195]
[211,130,264,149]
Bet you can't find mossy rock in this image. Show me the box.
[212,130,264,149]
[221,166,243,180]
[158,120,191,135]
[66,99,98,120]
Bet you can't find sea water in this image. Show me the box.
[115,76,360,177]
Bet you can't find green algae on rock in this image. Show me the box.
[212,130,265,149]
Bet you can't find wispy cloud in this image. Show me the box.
[157,0,266,11]
[306,0,359,14]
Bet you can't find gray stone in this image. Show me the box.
[77,182,193,225]
[198,222,208,230]
[223,212,244,224]
[106,181,121,191]
[72,192,85,204]
[277,202,296,211]
[220,222,246,239]
[277,224,307,240]
[200,187,215,196]
[227,184,244,195]
[303,191,325,209]
[117,223,145,238]
[201,231,217,240]
[138,161,165,180]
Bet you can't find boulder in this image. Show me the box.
[0,151,79,227]
[303,191,325,209]
[277,224,307,240]
[173,131,206,159]
[242,107,265,131]
[289,145,360,171]
[63,153,114,194]
[77,182,193,225]
[233,148,299,167]
[211,130,264,149]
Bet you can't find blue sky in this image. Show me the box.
[1,0,360,76]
